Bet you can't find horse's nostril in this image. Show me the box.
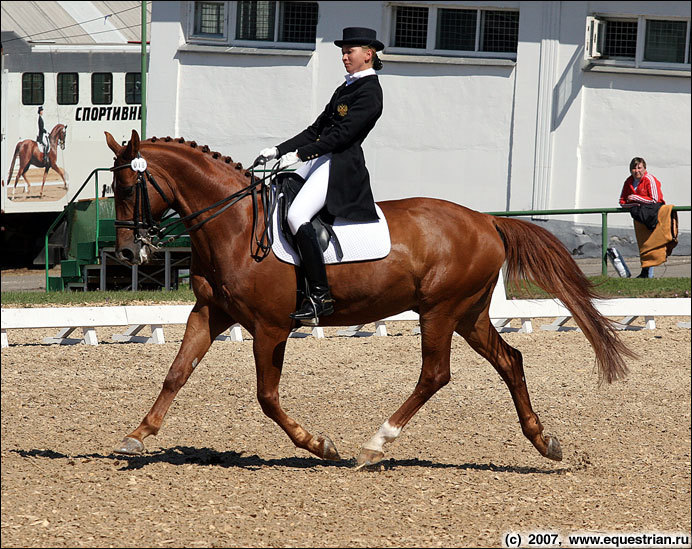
[118,248,135,263]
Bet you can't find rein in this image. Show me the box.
[110,155,281,262]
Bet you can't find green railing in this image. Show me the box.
[44,168,112,289]
[485,206,691,276]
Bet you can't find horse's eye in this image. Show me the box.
[117,184,135,197]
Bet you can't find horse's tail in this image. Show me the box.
[494,216,635,384]
[7,143,20,182]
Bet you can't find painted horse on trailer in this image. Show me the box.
[107,130,633,466]
[7,124,68,198]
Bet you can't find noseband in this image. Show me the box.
[110,154,279,260]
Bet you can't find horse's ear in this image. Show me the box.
[123,129,140,159]
[105,131,122,155]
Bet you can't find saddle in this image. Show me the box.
[277,174,344,261]
[36,138,50,158]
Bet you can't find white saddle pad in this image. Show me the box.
[271,203,391,265]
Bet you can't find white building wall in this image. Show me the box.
[147,1,690,238]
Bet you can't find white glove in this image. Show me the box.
[260,146,278,160]
[279,151,300,170]
[253,146,278,167]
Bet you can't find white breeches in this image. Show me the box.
[286,153,332,235]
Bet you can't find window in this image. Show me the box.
[194,1,225,37]
[189,1,318,47]
[236,1,274,41]
[278,1,317,43]
[390,5,519,56]
[236,1,317,43]
[125,73,141,104]
[57,73,79,105]
[22,73,44,105]
[92,73,113,105]
[604,19,638,58]
[587,16,691,67]
[436,9,475,51]
[393,6,428,49]
[645,20,687,63]
[480,10,519,53]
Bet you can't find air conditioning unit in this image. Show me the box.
[586,16,604,59]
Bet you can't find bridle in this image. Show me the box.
[57,128,66,150]
[110,154,280,261]
[51,125,67,150]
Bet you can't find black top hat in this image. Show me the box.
[38,106,43,113]
[335,27,384,51]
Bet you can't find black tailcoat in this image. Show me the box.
[277,75,382,222]
[37,115,46,142]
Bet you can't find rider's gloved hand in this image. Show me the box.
[253,146,278,167]
[278,151,300,170]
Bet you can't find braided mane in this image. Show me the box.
[145,136,256,181]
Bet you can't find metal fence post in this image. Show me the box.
[602,211,608,276]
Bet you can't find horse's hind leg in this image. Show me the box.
[114,303,232,455]
[253,327,341,460]
[21,166,32,194]
[457,314,562,461]
[357,313,455,466]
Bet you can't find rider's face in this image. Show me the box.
[341,46,373,75]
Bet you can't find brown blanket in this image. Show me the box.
[634,204,678,267]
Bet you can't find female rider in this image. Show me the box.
[255,27,385,324]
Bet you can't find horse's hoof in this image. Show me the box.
[355,447,385,469]
[316,435,341,461]
[544,434,562,461]
[114,436,144,455]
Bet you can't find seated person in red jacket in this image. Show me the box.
[618,157,665,278]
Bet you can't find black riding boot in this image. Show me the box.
[290,222,335,325]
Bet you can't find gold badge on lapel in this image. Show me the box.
[337,104,348,117]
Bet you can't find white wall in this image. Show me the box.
[147,1,691,235]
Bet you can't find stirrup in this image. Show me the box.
[290,295,335,326]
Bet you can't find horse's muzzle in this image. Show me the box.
[116,242,150,265]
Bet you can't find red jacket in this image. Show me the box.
[619,172,664,206]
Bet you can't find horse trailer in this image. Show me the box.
[1,1,150,267]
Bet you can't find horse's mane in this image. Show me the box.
[145,136,257,182]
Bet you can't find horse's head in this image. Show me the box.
[106,129,171,265]
[52,124,67,150]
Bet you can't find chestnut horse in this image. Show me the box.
[107,130,633,467]
[7,124,68,198]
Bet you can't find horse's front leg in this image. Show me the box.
[39,167,49,198]
[114,303,232,455]
[253,327,341,461]
[51,162,68,190]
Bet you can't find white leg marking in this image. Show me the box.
[362,421,402,453]
[191,358,199,369]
